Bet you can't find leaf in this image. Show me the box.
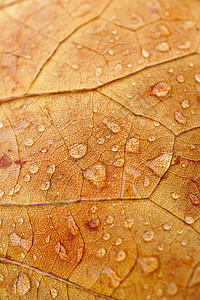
[0,0,200,299]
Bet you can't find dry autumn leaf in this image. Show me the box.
[0,0,200,299]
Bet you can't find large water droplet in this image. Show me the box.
[69,143,87,159]
[184,216,195,224]
[12,273,31,295]
[150,82,171,98]
[29,164,38,174]
[103,119,121,133]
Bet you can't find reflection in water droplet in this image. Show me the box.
[143,230,154,241]
[184,216,194,224]
[69,143,87,159]
[115,250,126,261]
[41,181,50,191]
[174,111,187,125]
[155,42,170,52]
[195,73,200,83]
[181,99,190,108]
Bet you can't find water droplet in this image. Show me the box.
[189,62,194,67]
[21,252,25,259]
[47,164,55,174]
[155,42,170,52]
[0,122,3,128]
[181,239,188,246]
[189,194,200,205]
[18,217,24,224]
[174,111,187,125]
[176,75,185,83]
[69,143,87,159]
[142,49,150,58]
[33,254,37,261]
[167,282,178,295]
[126,137,140,152]
[156,288,163,296]
[41,180,50,191]
[171,192,180,200]
[154,121,160,127]
[145,153,172,177]
[24,174,30,182]
[97,137,105,144]
[106,215,113,225]
[103,119,121,133]
[50,288,58,299]
[184,216,194,224]
[84,163,106,182]
[12,273,31,295]
[143,283,149,290]
[103,233,110,241]
[112,144,119,152]
[29,164,38,174]
[144,176,150,187]
[108,49,115,55]
[88,218,101,229]
[131,81,136,86]
[139,257,159,274]
[45,234,50,243]
[195,73,200,83]
[157,242,164,251]
[115,250,126,261]
[150,82,171,98]
[143,230,154,241]
[181,99,190,108]
[114,63,122,71]
[24,138,33,146]
[0,190,4,197]
[72,64,79,70]
[96,248,106,258]
[95,67,103,77]
[115,238,122,245]
[90,205,97,213]
[178,41,191,49]
[38,124,45,132]
[0,274,4,282]
[148,135,155,142]
[163,222,171,231]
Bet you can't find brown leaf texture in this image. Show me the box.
[0,0,200,299]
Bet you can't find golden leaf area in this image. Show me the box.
[0,0,200,299]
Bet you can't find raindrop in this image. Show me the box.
[181,239,188,246]
[0,122,3,128]
[88,218,101,229]
[0,190,4,197]
[12,273,31,295]
[163,222,171,231]
[176,75,185,83]
[112,144,119,152]
[171,192,180,199]
[69,143,87,159]
[24,174,30,182]
[184,216,194,224]
[103,233,111,240]
[90,205,97,213]
[47,164,55,174]
[150,82,171,98]
[41,180,50,191]
[72,64,79,70]
[158,24,170,36]
[194,73,200,83]
[0,274,4,282]
[154,121,160,127]
[157,242,164,251]
[174,111,187,125]
[108,49,115,55]
[38,125,45,132]
[84,163,106,182]
[156,288,163,296]
[143,230,154,241]
[115,238,122,245]
[154,42,170,52]
[125,217,134,228]
[144,176,150,187]
[96,248,106,258]
[167,282,178,295]
[106,215,113,225]
[114,63,123,71]
[148,135,155,142]
[142,49,150,58]
[18,217,24,224]
[139,257,159,274]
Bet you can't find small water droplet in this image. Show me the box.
[90,205,97,213]
[0,122,3,128]
[103,233,111,240]
[126,137,140,152]
[115,250,126,261]
[23,174,30,182]
[69,143,87,159]
[144,176,150,187]
[142,49,150,58]
[113,158,124,167]
[33,254,37,261]
[96,248,106,258]
[41,180,50,191]
[157,242,164,251]
[29,164,38,174]
[167,282,178,295]
[106,215,113,225]
[0,274,5,282]
[89,218,101,229]
[114,63,122,71]
[103,119,121,133]
[47,164,55,174]
[163,222,171,231]
[184,216,194,224]
[147,135,155,142]
[178,41,191,49]
[38,124,45,132]
[72,64,79,70]
[155,42,170,52]
[0,190,4,197]
[181,99,190,108]
[112,144,119,152]
[176,75,185,83]
[24,138,33,146]
[108,49,115,55]
[156,288,163,296]
[171,192,180,199]
[18,217,24,224]
[174,111,187,125]
[158,24,170,36]
[189,62,194,67]
[115,238,122,245]
[150,82,171,97]
[194,73,200,83]
[181,239,188,246]
[50,288,58,299]
[125,217,134,228]
[95,67,103,77]
[143,230,154,241]
[154,121,160,127]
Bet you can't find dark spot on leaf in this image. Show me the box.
[0,154,12,168]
